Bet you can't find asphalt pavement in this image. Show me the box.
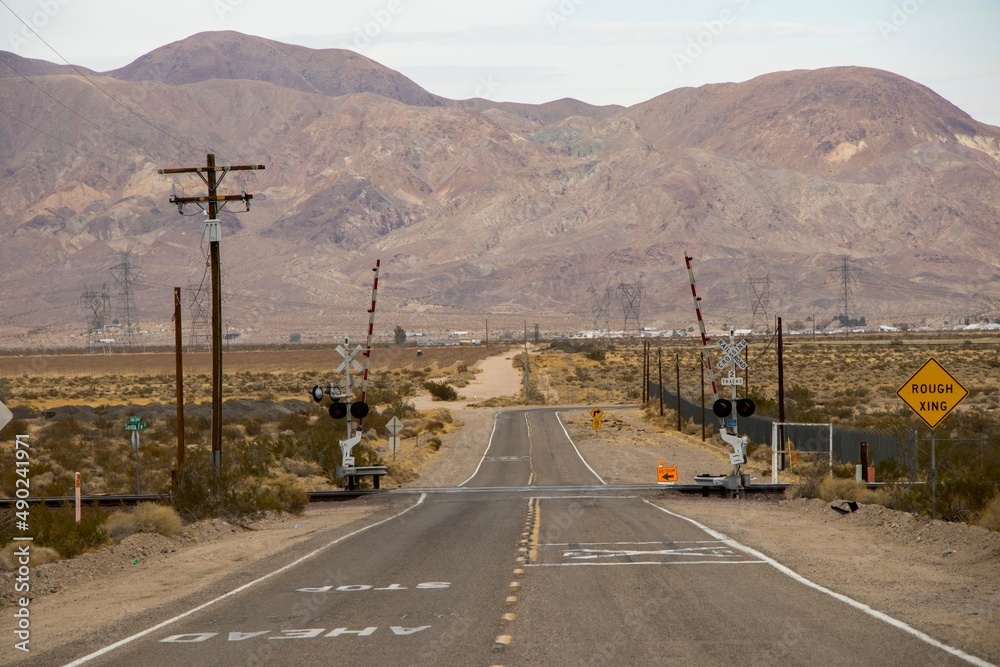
[49,408,987,667]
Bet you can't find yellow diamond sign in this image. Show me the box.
[896,358,967,429]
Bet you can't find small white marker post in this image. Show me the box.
[75,472,81,523]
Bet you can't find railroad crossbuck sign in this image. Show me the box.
[716,338,748,371]
[896,358,968,429]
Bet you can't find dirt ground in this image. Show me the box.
[2,351,998,665]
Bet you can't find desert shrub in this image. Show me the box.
[425,380,458,401]
[280,457,323,477]
[26,504,109,558]
[104,512,139,541]
[264,474,309,515]
[171,453,275,523]
[132,502,183,536]
[874,458,907,483]
[978,494,1000,532]
[817,477,868,502]
[4,418,29,435]
[0,543,60,569]
[425,437,442,451]
[585,349,606,362]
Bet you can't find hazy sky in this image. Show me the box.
[2,0,999,125]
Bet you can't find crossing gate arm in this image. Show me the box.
[770,422,833,484]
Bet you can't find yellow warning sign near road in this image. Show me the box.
[591,418,602,431]
[896,358,968,429]
[589,406,604,420]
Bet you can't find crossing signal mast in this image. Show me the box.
[685,254,755,495]
[308,259,381,481]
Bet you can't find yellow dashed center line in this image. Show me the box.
[528,497,541,565]
[525,413,536,486]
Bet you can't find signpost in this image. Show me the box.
[896,358,968,429]
[386,416,403,460]
[589,406,603,431]
[125,416,145,494]
[897,358,967,520]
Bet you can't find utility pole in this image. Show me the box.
[523,321,530,404]
[675,353,681,432]
[643,341,649,403]
[657,348,663,416]
[173,288,186,469]
[159,154,264,472]
[777,316,786,470]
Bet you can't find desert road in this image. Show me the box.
[47,408,985,667]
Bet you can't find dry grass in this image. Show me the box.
[132,503,183,536]
[0,543,61,569]
[0,345,509,408]
[103,512,139,541]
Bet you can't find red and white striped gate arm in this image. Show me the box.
[684,253,719,403]
[358,259,380,427]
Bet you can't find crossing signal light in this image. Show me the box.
[736,398,756,418]
[712,398,732,418]
[329,401,348,420]
[350,401,369,419]
[310,385,324,402]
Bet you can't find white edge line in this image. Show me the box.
[642,499,996,667]
[62,493,428,667]
[555,411,606,485]
[527,561,766,567]
[540,540,723,546]
[535,495,637,500]
[457,412,500,487]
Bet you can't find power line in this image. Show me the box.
[0,105,136,166]
[0,0,210,161]
[618,278,642,335]
[746,270,771,334]
[829,255,861,338]
[110,251,141,349]
[0,51,166,160]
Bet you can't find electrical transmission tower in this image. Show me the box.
[618,279,643,336]
[747,271,772,334]
[110,251,140,348]
[829,255,861,338]
[589,280,613,337]
[80,283,112,353]
[187,278,211,351]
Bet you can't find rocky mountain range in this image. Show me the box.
[1,30,998,346]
